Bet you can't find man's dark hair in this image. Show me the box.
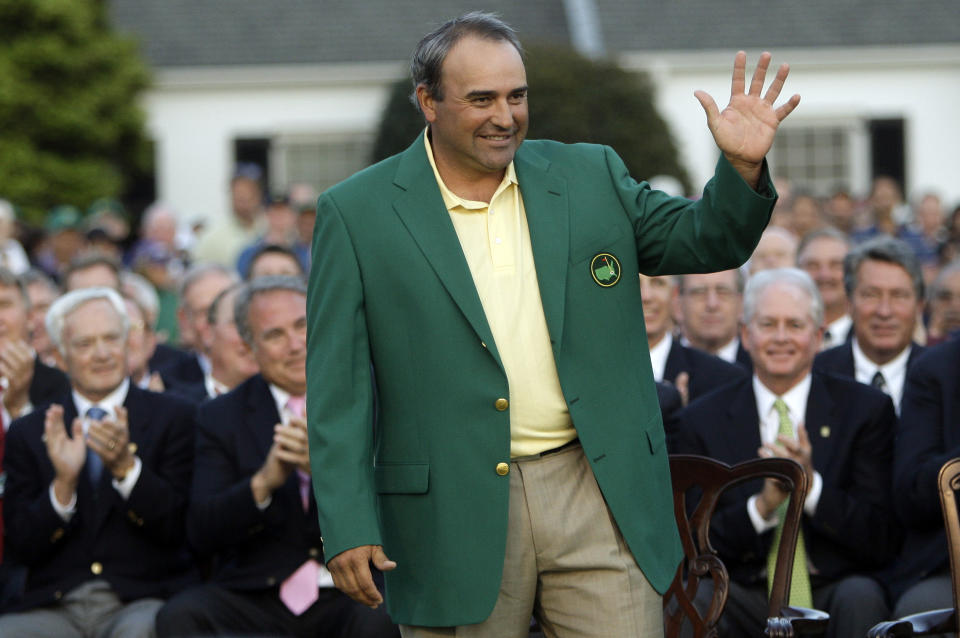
[796,226,851,263]
[676,268,745,295]
[64,252,122,290]
[844,236,924,300]
[409,11,523,114]
[234,275,307,347]
[245,243,305,280]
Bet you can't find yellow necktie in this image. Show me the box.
[767,398,814,608]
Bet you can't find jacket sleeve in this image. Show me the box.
[305,191,382,563]
[809,395,900,567]
[894,352,957,530]
[602,147,777,275]
[3,419,80,566]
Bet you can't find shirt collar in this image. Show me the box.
[852,337,912,380]
[424,127,518,212]
[73,377,131,429]
[752,373,812,425]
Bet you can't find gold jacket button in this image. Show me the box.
[54,590,63,600]
[496,462,510,476]
[266,577,276,586]
[91,562,103,575]
[494,398,509,411]
[128,442,138,455]
[309,548,319,558]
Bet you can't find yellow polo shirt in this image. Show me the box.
[425,134,576,457]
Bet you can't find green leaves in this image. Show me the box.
[0,0,150,222]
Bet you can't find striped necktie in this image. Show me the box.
[766,398,814,608]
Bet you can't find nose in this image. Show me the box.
[490,98,513,129]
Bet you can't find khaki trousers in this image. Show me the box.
[401,443,662,638]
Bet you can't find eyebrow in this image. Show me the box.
[464,86,528,100]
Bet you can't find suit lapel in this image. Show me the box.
[391,134,502,369]
[805,373,837,474]
[723,380,762,464]
[514,147,569,351]
[244,376,280,459]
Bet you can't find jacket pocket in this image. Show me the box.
[645,425,666,455]
[374,463,429,494]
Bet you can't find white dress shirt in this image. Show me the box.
[50,379,142,521]
[746,374,824,533]
[648,332,673,383]
[821,314,852,351]
[851,338,911,414]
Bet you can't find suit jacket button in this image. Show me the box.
[91,562,103,575]
[266,577,276,586]
[128,442,138,455]
[50,528,65,542]
[494,398,509,411]
[54,590,63,600]
[496,463,510,476]
[309,548,320,558]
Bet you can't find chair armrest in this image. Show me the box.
[765,606,830,637]
[867,608,956,637]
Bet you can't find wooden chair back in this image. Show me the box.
[664,454,822,638]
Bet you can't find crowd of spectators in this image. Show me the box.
[0,169,957,636]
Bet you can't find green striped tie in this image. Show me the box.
[766,398,814,608]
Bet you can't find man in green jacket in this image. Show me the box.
[306,11,799,637]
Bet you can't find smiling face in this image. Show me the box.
[742,282,823,395]
[247,289,307,396]
[850,259,919,364]
[62,298,128,402]
[639,274,676,346]
[418,35,528,195]
[798,235,849,319]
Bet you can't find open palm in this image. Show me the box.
[695,51,800,185]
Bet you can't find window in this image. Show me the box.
[270,132,375,194]
[769,120,869,197]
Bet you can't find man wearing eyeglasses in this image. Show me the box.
[675,269,753,370]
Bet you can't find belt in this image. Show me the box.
[511,438,580,463]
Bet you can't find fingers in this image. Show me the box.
[749,51,772,97]
[329,546,386,608]
[675,372,690,407]
[775,93,801,122]
[694,90,720,128]
[372,546,397,571]
[762,61,789,104]
[45,404,65,430]
[730,50,747,96]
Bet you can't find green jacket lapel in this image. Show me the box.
[515,145,569,353]
[391,133,503,370]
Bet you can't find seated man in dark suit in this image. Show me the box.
[1,267,71,602]
[640,273,746,408]
[814,236,924,413]
[675,269,753,371]
[675,268,898,638]
[156,263,237,390]
[888,338,960,617]
[156,276,397,637]
[164,284,259,404]
[0,287,197,637]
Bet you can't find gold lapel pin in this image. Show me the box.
[819,425,831,438]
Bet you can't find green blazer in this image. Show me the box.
[306,133,775,626]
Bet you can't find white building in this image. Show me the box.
[110,0,960,225]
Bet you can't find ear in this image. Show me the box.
[739,320,751,354]
[416,84,438,123]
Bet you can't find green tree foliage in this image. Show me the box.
[0,0,151,223]
[371,44,690,193]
